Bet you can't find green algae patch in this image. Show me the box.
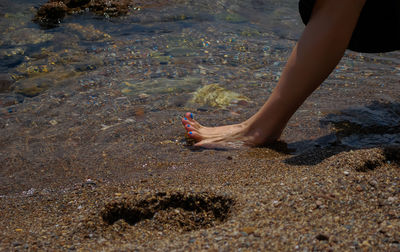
[190,84,250,108]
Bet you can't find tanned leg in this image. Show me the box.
[182,0,366,148]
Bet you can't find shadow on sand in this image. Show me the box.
[284,101,400,165]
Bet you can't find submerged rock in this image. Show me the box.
[13,78,51,97]
[34,2,68,28]
[64,23,111,41]
[64,0,91,8]
[12,66,83,97]
[191,84,250,108]
[0,47,25,57]
[34,0,186,28]
[0,74,13,93]
[221,13,247,23]
[89,0,132,17]
[2,28,53,46]
[121,77,201,96]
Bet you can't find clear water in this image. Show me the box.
[0,0,399,153]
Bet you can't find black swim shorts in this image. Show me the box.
[299,0,400,53]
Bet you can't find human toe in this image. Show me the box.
[182,115,200,129]
[181,117,188,126]
[186,130,201,141]
[184,123,193,131]
[185,112,195,120]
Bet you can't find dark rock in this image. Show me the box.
[34,2,68,28]
[89,0,131,17]
[34,0,180,28]
[63,0,91,8]
[316,234,329,241]
[0,75,12,93]
[0,94,24,107]
[12,242,21,247]
[197,107,209,112]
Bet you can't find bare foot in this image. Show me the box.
[181,112,278,149]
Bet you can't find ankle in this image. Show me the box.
[243,122,282,146]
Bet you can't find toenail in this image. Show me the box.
[187,124,190,127]
[189,131,192,135]
[190,113,193,119]
[184,117,188,120]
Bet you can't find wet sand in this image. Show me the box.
[1,48,400,251]
[1,81,399,250]
[1,0,400,250]
[1,142,399,251]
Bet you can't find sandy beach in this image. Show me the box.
[1,142,399,251]
[1,0,400,250]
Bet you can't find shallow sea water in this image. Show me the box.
[0,0,399,193]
